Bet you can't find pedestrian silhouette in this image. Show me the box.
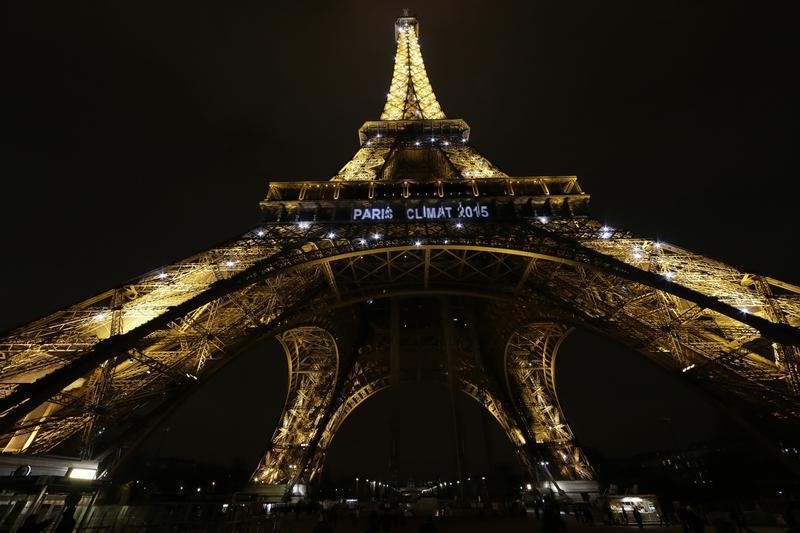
[54,506,77,533]
[633,506,643,529]
[312,513,334,533]
[419,516,437,533]
[18,515,51,533]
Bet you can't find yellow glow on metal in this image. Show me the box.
[2,13,799,493]
[381,19,444,121]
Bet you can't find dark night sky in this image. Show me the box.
[3,2,798,481]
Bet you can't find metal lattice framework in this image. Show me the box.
[251,327,339,485]
[381,16,444,121]
[505,323,593,480]
[1,13,799,495]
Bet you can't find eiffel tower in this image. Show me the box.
[2,13,799,498]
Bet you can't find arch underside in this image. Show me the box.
[1,219,798,474]
[296,336,541,486]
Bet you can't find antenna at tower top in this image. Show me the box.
[402,8,410,17]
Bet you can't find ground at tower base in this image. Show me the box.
[2,456,799,532]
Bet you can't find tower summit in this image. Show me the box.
[1,12,798,507]
[382,14,445,120]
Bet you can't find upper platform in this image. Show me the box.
[261,13,591,217]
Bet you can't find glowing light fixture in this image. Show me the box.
[327,232,336,239]
[67,467,97,480]
[414,240,422,247]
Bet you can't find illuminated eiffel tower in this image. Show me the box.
[1,13,799,498]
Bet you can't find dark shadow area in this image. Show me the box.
[320,382,523,484]
[555,328,723,459]
[130,337,287,488]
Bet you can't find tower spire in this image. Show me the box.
[381,14,445,120]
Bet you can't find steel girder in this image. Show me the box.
[504,323,593,480]
[250,326,339,486]
[1,218,799,467]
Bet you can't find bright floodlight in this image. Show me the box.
[92,313,107,322]
[225,260,235,267]
[664,271,675,280]
[358,238,367,245]
[157,272,168,279]
[537,216,549,224]
[414,240,422,247]
[455,222,463,229]
[67,467,97,480]
[256,230,265,237]
[372,233,381,240]
[297,221,310,229]
[600,232,612,239]
[414,141,420,146]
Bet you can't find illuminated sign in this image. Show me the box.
[352,201,490,221]
[353,206,395,220]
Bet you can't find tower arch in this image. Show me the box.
[0,11,798,495]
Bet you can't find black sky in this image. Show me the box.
[3,1,798,481]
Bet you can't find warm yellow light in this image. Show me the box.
[67,467,96,480]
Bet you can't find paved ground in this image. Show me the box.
[269,516,787,533]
